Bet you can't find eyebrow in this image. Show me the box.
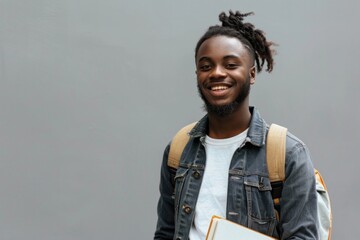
[197,56,211,63]
[197,54,240,63]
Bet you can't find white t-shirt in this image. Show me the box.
[189,129,248,240]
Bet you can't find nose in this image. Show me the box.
[209,65,226,79]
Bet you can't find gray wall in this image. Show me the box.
[0,0,358,239]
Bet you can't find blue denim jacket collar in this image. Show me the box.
[188,106,267,147]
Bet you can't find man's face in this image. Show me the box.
[195,35,255,117]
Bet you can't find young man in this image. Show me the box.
[154,11,318,239]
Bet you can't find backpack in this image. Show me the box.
[167,122,332,240]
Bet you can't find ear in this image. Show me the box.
[249,66,256,85]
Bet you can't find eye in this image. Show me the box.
[225,63,238,69]
[199,64,212,71]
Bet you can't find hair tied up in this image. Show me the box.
[219,11,275,73]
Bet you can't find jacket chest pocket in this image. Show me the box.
[244,175,277,236]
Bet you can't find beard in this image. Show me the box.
[197,77,251,118]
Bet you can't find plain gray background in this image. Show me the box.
[0,0,359,239]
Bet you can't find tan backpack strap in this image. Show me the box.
[266,124,287,182]
[167,122,197,169]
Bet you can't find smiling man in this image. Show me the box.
[154,11,318,240]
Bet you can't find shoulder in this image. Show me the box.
[284,130,314,175]
[286,131,306,148]
[285,131,308,154]
[265,123,309,155]
[265,123,313,169]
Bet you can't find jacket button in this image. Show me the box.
[183,205,192,214]
[192,170,201,179]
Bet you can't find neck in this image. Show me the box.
[207,104,251,139]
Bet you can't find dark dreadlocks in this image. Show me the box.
[195,11,275,73]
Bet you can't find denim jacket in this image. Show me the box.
[154,107,318,240]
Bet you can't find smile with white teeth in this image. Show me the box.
[211,85,229,91]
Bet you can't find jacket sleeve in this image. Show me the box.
[154,144,176,240]
[279,140,319,240]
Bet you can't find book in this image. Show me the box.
[206,215,276,240]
